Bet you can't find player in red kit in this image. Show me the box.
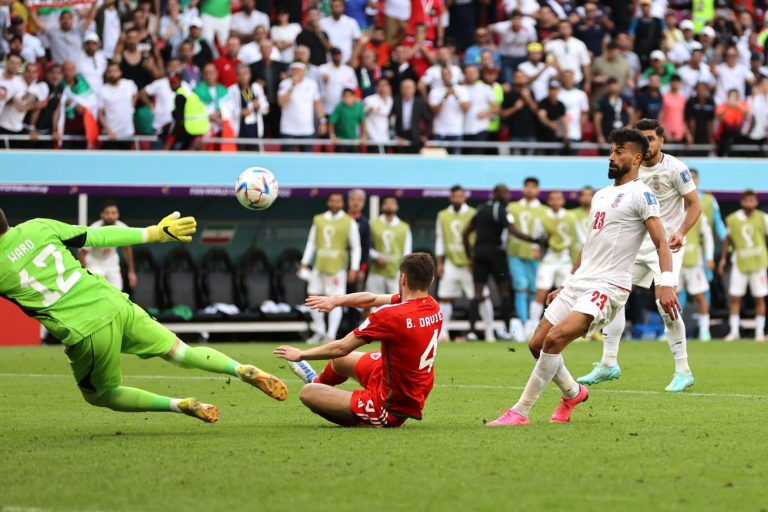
[274,253,441,428]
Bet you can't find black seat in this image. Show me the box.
[163,247,201,311]
[274,248,308,318]
[131,248,163,311]
[240,247,273,312]
[200,248,240,308]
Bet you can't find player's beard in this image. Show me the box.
[643,146,660,165]
[608,162,631,180]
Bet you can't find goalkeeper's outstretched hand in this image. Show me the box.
[146,212,197,243]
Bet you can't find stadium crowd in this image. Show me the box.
[0,0,767,154]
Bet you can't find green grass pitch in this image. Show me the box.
[2,340,767,512]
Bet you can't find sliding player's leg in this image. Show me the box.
[310,351,367,386]
[298,384,358,426]
[124,303,287,400]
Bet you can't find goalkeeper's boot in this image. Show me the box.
[288,360,317,384]
[576,362,622,385]
[178,398,219,423]
[486,408,529,427]
[665,371,694,393]
[237,364,289,401]
[550,384,589,423]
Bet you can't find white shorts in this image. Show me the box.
[729,267,768,298]
[536,261,572,290]
[632,241,685,289]
[88,265,123,291]
[544,280,630,338]
[438,260,474,299]
[308,270,347,296]
[366,273,399,294]
[201,14,231,46]
[680,265,710,295]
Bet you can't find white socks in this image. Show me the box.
[656,299,690,374]
[552,357,580,399]
[310,309,326,337]
[756,315,766,337]
[601,310,625,367]
[698,314,710,334]
[327,307,342,340]
[169,398,181,412]
[529,301,544,323]
[729,314,740,336]
[439,302,453,341]
[480,298,495,339]
[513,352,560,417]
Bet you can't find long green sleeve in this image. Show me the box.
[85,226,146,248]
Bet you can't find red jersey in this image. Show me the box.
[353,294,442,420]
[408,0,444,42]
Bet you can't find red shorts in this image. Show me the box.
[350,351,406,428]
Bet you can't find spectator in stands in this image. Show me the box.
[8,16,45,70]
[659,74,687,143]
[114,28,161,94]
[614,32,642,85]
[53,60,100,150]
[715,88,750,156]
[662,11,684,53]
[169,75,209,150]
[464,26,501,68]
[194,63,227,134]
[445,0,478,52]
[402,23,436,79]
[382,0,410,44]
[593,77,635,147]
[230,0,269,42]
[277,62,325,152]
[329,87,365,151]
[2,35,28,70]
[744,76,768,155]
[491,10,537,84]
[363,77,393,152]
[139,62,180,146]
[429,66,469,155]
[557,69,589,149]
[200,0,231,48]
[250,39,286,137]
[749,53,768,85]
[239,25,281,64]
[0,62,45,146]
[383,44,418,96]
[685,81,716,151]
[545,19,591,94]
[408,0,444,47]
[98,62,138,150]
[94,0,130,61]
[31,64,63,148]
[518,42,557,102]
[214,36,241,87]
[642,50,675,90]
[136,0,159,37]
[159,0,190,61]
[636,72,663,120]
[536,79,568,154]
[534,5,561,41]
[295,44,322,84]
[227,64,268,147]
[319,47,357,117]
[271,8,302,63]
[481,64,504,152]
[392,78,430,153]
[592,41,632,104]
[186,17,214,70]
[698,26,717,64]
[78,33,108,95]
[713,46,755,106]
[179,41,202,87]
[667,19,701,66]
[47,7,97,65]
[320,0,362,64]
[296,7,331,67]
[355,47,381,98]
[574,1,613,57]
[502,69,539,155]
[420,46,463,97]
[130,6,164,68]
[462,64,498,154]
[361,26,391,67]
[677,48,715,98]
[629,0,664,68]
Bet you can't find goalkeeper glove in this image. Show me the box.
[145,212,197,243]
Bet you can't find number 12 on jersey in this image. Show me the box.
[19,244,82,307]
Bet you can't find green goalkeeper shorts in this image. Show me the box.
[65,302,177,394]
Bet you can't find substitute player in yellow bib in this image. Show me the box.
[680,212,715,340]
[368,196,412,294]
[0,210,287,423]
[718,190,768,341]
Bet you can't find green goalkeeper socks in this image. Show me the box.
[169,344,241,377]
[86,386,174,412]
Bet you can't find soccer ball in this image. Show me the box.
[235,167,279,210]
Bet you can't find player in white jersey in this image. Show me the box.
[577,119,702,393]
[79,200,136,291]
[486,128,680,426]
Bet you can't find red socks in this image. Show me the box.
[314,361,347,386]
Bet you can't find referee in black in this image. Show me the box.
[463,184,543,340]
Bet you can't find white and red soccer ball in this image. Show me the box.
[235,167,279,210]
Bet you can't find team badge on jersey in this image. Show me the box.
[644,192,658,205]
[652,174,661,191]
[680,169,692,183]
[610,193,625,208]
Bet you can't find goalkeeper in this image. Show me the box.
[0,209,287,423]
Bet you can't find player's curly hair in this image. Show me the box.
[0,208,8,234]
[609,128,649,159]
[635,118,665,138]
[400,252,435,292]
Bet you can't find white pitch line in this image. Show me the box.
[0,373,765,400]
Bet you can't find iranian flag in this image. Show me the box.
[200,226,236,244]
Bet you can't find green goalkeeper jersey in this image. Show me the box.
[0,219,146,346]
